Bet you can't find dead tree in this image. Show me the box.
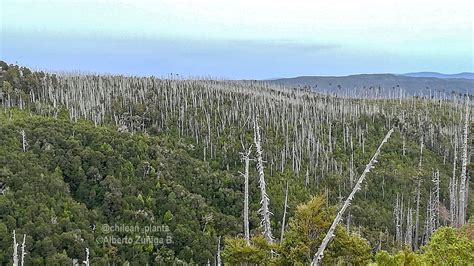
[280,181,289,242]
[254,118,273,243]
[432,169,440,228]
[20,234,26,266]
[216,236,221,266]
[13,230,19,266]
[450,138,458,226]
[419,135,424,168]
[239,145,252,245]
[394,193,403,244]
[19,129,27,152]
[405,208,413,249]
[458,97,470,225]
[414,178,421,250]
[311,128,394,266]
[83,248,90,266]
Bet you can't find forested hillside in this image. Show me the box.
[0,61,472,264]
[266,74,474,97]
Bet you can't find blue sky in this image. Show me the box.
[1,0,473,79]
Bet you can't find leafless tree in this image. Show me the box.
[458,97,470,225]
[12,230,19,266]
[280,181,289,242]
[254,118,273,243]
[311,128,394,266]
[239,145,252,245]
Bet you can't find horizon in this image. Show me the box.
[1,0,473,79]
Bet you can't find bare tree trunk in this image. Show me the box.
[20,234,26,266]
[240,146,252,245]
[458,98,470,225]
[394,193,402,244]
[280,182,289,242]
[20,130,27,152]
[311,128,394,266]
[83,248,90,266]
[13,230,19,266]
[254,118,273,243]
[432,169,440,229]
[405,208,413,250]
[419,135,424,168]
[450,138,458,226]
[216,236,221,266]
[414,178,421,250]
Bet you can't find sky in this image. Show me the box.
[1,0,473,79]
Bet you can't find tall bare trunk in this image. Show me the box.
[216,236,221,266]
[311,128,394,266]
[458,98,470,225]
[280,182,289,242]
[20,234,26,266]
[240,146,252,245]
[254,118,273,243]
[12,231,19,266]
[450,138,458,226]
[414,178,421,250]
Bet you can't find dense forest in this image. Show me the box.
[0,61,472,264]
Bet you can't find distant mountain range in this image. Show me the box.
[402,72,474,79]
[265,73,474,96]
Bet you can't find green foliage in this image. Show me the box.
[0,62,472,264]
[374,220,474,265]
[0,111,240,264]
[374,249,425,266]
[221,235,277,264]
[279,195,372,265]
[422,227,474,264]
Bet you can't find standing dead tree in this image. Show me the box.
[414,178,422,250]
[20,234,26,266]
[239,144,253,245]
[432,169,440,229]
[419,135,424,168]
[216,236,221,266]
[311,128,394,266]
[12,231,26,266]
[19,129,28,152]
[83,248,90,266]
[449,138,458,226]
[280,181,289,242]
[254,118,273,243]
[405,207,413,249]
[394,193,404,245]
[13,230,19,266]
[458,97,470,225]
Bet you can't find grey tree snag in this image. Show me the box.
[13,230,19,266]
[239,146,252,245]
[405,208,413,249]
[216,236,221,266]
[280,181,289,242]
[414,178,421,250]
[394,193,402,244]
[419,135,424,168]
[20,234,26,266]
[311,128,394,266]
[83,248,90,266]
[450,138,458,226]
[254,118,273,243]
[20,129,27,152]
[432,169,440,228]
[458,97,470,225]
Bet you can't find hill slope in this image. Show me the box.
[0,61,472,264]
[266,74,474,96]
[403,72,474,79]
